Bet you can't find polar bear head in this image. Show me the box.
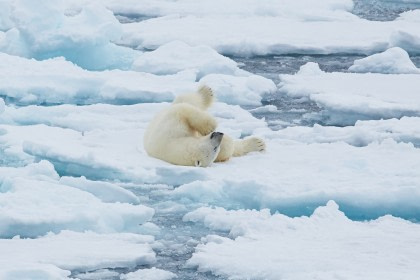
[194,132,224,167]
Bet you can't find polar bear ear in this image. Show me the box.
[195,160,201,167]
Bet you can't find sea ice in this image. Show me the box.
[279,62,420,125]
[105,0,355,21]
[2,102,420,220]
[260,117,420,147]
[349,47,420,74]
[120,267,177,280]
[0,0,138,70]
[120,15,420,56]
[0,231,155,280]
[132,40,245,78]
[0,161,154,238]
[0,53,194,105]
[185,201,420,280]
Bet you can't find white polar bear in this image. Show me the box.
[143,85,265,167]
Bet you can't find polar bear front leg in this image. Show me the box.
[233,137,266,157]
[177,103,217,135]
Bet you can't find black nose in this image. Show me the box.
[210,132,224,139]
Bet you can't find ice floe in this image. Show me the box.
[185,201,420,280]
[0,231,155,280]
[132,40,245,78]
[349,47,420,74]
[279,62,420,125]
[120,267,177,280]
[120,15,420,56]
[2,101,419,220]
[0,53,274,106]
[0,0,138,70]
[0,161,154,238]
[105,0,355,20]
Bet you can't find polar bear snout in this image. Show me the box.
[210,132,224,140]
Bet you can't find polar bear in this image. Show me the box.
[143,85,265,167]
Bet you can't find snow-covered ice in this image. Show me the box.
[0,161,154,238]
[185,201,420,280]
[349,47,420,74]
[0,0,138,70]
[131,40,245,78]
[279,62,420,125]
[0,231,155,279]
[2,0,420,278]
[120,267,177,280]
[120,14,420,56]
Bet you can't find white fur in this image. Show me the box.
[144,85,265,167]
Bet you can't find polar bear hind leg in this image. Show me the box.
[173,84,214,110]
[215,135,265,162]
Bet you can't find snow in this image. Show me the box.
[3,101,420,220]
[105,0,355,20]
[0,161,154,238]
[0,53,274,106]
[0,231,155,280]
[1,0,420,278]
[349,47,420,74]
[0,53,194,105]
[121,267,177,280]
[120,15,420,56]
[0,0,139,70]
[185,201,420,280]
[279,62,420,125]
[261,117,420,147]
[132,40,244,78]
[200,74,277,106]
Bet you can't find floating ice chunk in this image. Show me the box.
[389,30,420,55]
[120,267,177,280]
[105,0,355,21]
[132,41,243,78]
[0,53,195,105]
[1,0,138,70]
[59,176,140,204]
[120,15,420,56]
[200,74,276,105]
[0,161,154,238]
[174,139,420,220]
[349,47,420,74]
[186,202,420,280]
[397,9,420,22]
[0,231,155,279]
[249,105,279,113]
[279,62,420,125]
[74,269,120,280]
[261,117,420,147]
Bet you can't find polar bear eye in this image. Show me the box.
[195,160,201,167]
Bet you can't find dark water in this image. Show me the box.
[353,0,420,21]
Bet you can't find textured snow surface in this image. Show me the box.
[105,0,355,20]
[0,231,155,280]
[349,47,420,74]
[279,62,420,125]
[120,15,420,56]
[121,267,177,280]
[0,53,274,106]
[185,201,420,280]
[0,161,154,238]
[1,0,420,278]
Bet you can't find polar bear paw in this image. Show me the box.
[244,137,266,152]
[198,85,214,109]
